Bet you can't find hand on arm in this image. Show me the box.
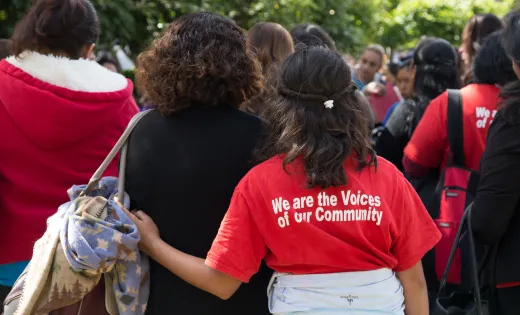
[364,82,387,96]
[119,205,242,300]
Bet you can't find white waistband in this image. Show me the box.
[267,269,404,315]
[271,268,394,288]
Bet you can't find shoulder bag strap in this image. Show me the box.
[447,89,465,167]
[467,206,484,315]
[437,202,484,315]
[80,109,153,199]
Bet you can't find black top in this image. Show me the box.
[472,111,520,284]
[125,106,272,315]
[375,95,432,171]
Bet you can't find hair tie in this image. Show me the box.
[278,82,328,102]
[324,100,334,109]
[278,82,357,106]
[330,83,358,100]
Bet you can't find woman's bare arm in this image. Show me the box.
[120,207,243,300]
[396,261,429,315]
[148,238,242,300]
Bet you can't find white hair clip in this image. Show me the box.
[324,100,334,109]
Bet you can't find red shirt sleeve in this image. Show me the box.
[391,172,441,271]
[205,185,267,283]
[404,93,448,169]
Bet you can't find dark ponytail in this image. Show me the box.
[12,0,99,59]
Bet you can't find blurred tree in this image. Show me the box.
[0,0,516,57]
[0,0,31,39]
[377,0,514,50]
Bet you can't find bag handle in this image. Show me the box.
[467,207,483,315]
[447,89,465,167]
[80,110,153,200]
[437,203,484,315]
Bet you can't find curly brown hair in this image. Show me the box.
[136,13,262,115]
[261,47,376,189]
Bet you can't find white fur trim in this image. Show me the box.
[6,51,128,93]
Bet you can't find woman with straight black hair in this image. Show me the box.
[121,46,440,315]
[404,31,517,178]
[471,14,520,315]
[375,38,460,170]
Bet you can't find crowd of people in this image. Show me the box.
[1,0,520,314]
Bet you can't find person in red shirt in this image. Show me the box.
[403,31,517,177]
[123,47,440,314]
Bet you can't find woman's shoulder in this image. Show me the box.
[363,156,402,179]
[487,109,520,143]
[134,107,264,132]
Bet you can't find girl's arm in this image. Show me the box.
[126,209,242,300]
[396,261,429,315]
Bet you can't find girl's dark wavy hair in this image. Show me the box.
[500,13,520,124]
[261,46,376,189]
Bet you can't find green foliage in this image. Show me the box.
[0,0,516,56]
[378,0,514,50]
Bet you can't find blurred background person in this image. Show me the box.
[290,23,336,50]
[383,58,414,125]
[404,30,517,179]
[97,54,120,73]
[354,44,385,90]
[459,13,503,85]
[375,37,460,170]
[356,44,402,125]
[243,22,294,117]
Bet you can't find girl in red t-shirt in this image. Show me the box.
[122,46,440,314]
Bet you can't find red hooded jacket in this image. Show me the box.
[0,52,138,264]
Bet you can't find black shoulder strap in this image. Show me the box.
[447,89,465,167]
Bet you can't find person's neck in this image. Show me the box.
[36,49,79,60]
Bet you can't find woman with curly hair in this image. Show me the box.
[124,46,440,314]
[243,22,294,116]
[124,12,272,315]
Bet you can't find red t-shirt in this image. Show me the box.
[404,84,500,171]
[205,156,441,283]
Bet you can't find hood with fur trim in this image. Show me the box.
[0,51,136,149]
